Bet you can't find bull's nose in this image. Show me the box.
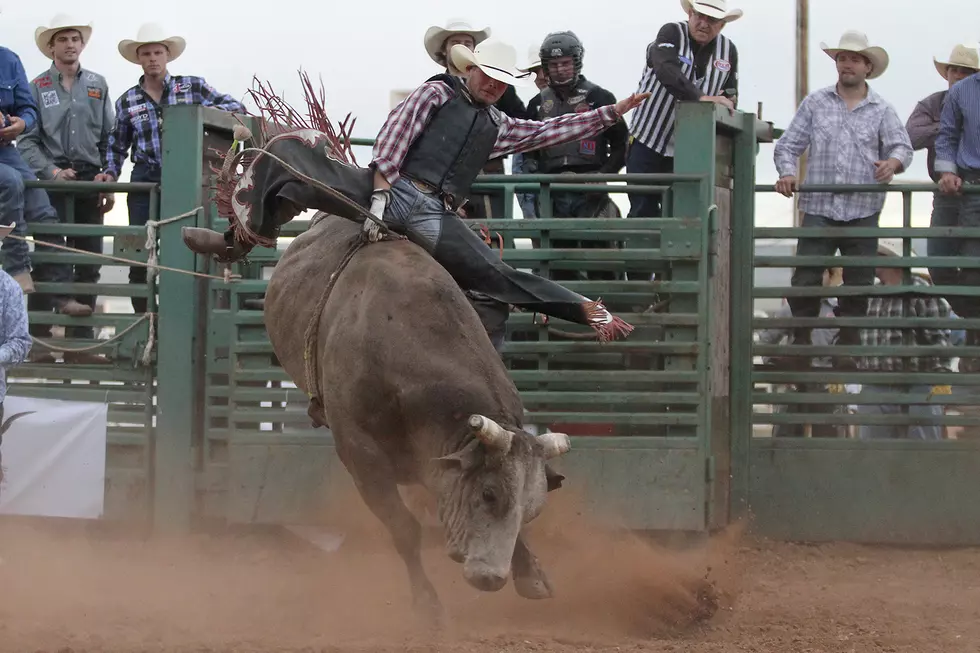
[464,566,508,592]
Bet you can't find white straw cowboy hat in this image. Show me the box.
[934,43,980,79]
[449,40,535,87]
[820,30,889,79]
[520,43,542,72]
[680,0,743,22]
[424,18,491,65]
[118,23,186,65]
[34,14,93,59]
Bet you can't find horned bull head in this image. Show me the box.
[434,413,571,593]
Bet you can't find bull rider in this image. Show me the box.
[181,39,649,341]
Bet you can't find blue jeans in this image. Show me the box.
[0,145,70,286]
[127,162,161,313]
[857,384,944,440]
[929,190,980,318]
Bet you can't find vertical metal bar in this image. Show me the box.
[153,104,204,534]
[793,0,809,227]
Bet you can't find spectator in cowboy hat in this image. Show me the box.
[773,30,913,369]
[906,43,979,327]
[99,23,244,313]
[0,36,91,317]
[18,13,116,363]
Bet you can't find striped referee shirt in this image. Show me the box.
[628,21,738,156]
[103,73,243,179]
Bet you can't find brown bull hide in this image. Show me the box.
[263,215,569,626]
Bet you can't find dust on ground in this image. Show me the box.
[1,487,979,653]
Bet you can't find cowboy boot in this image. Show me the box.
[181,227,251,261]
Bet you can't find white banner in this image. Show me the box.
[0,395,107,519]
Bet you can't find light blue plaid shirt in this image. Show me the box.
[0,271,30,403]
[774,84,913,222]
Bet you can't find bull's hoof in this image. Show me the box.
[413,593,446,630]
[514,573,554,600]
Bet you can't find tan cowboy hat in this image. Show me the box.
[424,19,491,65]
[449,40,535,87]
[118,23,186,65]
[820,30,889,79]
[35,14,93,59]
[934,43,980,79]
[680,0,743,22]
[520,43,542,72]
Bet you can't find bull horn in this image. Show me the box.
[537,431,571,459]
[468,414,514,453]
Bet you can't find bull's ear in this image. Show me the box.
[430,440,481,472]
[545,463,566,492]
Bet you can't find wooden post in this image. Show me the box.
[794,0,809,227]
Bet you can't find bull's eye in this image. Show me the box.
[482,487,497,504]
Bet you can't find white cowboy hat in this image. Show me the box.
[118,23,186,65]
[680,0,743,22]
[449,40,535,87]
[34,14,93,59]
[820,30,889,79]
[877,238,917,258]
[520,43,542,72]
[934,43,980,79]
[423,18,491,66]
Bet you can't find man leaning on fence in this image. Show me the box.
[906,43,979,327]
[934,41,980,371]
[18,14,114,364]
[99,23,244,313]
[773,31,913,369]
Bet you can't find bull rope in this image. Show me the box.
[301,229,406,423]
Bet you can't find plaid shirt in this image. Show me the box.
[104,74,243,178]
[858,276,952,373]
[774,84,913,222]
[371,78,620,185]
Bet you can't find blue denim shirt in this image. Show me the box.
[0,46,38,134]
[935,73,980,175]
[0,270,30,403]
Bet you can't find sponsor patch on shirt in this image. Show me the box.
[87,86,102,100]
[84,72,97,82]
[172,81,191,93]
[714,59,732,72]
[678,55,693,65]
[128,103,148,115]
[41,90,59,108]
[541,99,554,113]
[579,140,597,155]
[567,94,587,105]
[657,42,675,49]
[132,112,150,125]
[34,75,52,88]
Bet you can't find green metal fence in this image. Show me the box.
[736,183,980,545]
[9,179,159,524]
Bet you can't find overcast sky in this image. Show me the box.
[4,0,977,230]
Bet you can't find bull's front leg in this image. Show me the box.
[511,532,554,600]
[337,433,444,626]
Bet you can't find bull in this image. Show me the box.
[264,213,571,624]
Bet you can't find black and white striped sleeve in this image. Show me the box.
[645,23,703,102]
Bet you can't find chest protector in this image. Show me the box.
[401,75,500,205]
[535,79,606,173]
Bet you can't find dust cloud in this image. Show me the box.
[0,485,744,653]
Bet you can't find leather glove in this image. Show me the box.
[364,189,389,242]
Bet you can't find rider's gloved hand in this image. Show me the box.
[364,189,389,242]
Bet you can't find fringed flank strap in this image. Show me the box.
[583,299,635,342]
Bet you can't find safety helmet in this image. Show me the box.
[539,30,584,87]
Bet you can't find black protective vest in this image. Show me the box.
[401,75,500,204]
[535,78,607,173]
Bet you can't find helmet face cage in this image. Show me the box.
[539,31,584,86]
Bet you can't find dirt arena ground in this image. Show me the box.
[1,490,979,653]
